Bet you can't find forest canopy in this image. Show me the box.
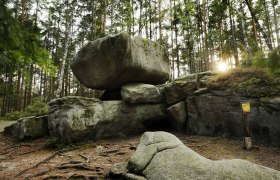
[0,0,279,117]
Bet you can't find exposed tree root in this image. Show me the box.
[57,162,95,171]
[15,151,61,177]
[79,153,90,163]
[18,148,43,156]
[24,168,54,180]
[15,146,80,177]
[1,144,31,152]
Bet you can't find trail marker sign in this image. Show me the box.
[241,102,250,113]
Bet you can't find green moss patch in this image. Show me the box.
[206,68,280,98]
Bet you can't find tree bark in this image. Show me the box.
[139,0,143,36]
[27,64,34,106]
[271,0,280,46]
[244,0,273,50]
[158,0,162,44]
[229,1,239,66]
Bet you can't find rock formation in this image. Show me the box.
[121,83,163,103]
[4,115,48,140]
[48,96,167,143]
[121,131,280,180]
[71,32,169,90]
[187,92,280,145]
[4,33,280,147]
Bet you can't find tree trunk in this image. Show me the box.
[240,2,250,54]
[158,0,162,44]
[27,64,33,106]
[244,0,273,50]
[16,70,21,111]
[91,0,96,40]
[170,0,174,80]
[131,0,135,35]
[139,0,143,35]
[229,1,239,66]
[145,0,149,39]
[202,0,209,70]
[263,0,274,48]
[55,0,73,98]
[148,0,152,39]
[271,0,280,46]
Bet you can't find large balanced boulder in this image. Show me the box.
[127,131,280,180]
[187,91,280,146]
[4,115,48,140]
[48,96,167,143]
[121,83,162,103]
[71,33,169,90]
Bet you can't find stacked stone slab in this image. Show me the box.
[48,33,171,143]
[48,96,167,143]
[5,33,171,143]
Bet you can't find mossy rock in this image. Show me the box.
[4,115,49,140]
[205,68,280,98]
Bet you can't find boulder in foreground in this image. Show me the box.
[126,131,280,180]
[71,33,169,90]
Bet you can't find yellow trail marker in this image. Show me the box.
[241,102,250,113]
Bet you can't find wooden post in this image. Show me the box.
[241,102,252,150]
[242,113,250,137]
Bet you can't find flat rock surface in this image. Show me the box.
[121,83,162,103]
[1,133,280,179]
[0,121,16,133]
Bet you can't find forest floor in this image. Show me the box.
[0,132,280,180]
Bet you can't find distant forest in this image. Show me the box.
[0,0,279,117]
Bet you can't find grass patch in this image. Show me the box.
[0,98,48,121]
[206,68,280,97]
[44,136,89,150]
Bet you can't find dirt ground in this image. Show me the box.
[0,132,280,180]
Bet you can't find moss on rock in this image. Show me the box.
[206,68,280,98]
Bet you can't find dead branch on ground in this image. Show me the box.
[15,146,80,177]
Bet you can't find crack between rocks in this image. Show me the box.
[140,143,181,173]
[145,140,167,146]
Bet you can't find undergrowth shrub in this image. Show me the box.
[0,97,48,121]
[207,68,280,97]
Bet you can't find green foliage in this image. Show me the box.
[44,136,88,150]
[247,50,267,68]
[44,137,63,149]
[24,98,49,116]
[267,47,280,75]
[242,48,280,75]
[207,68,280,97]
[0,1,55,75]
[0,98,48,121]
